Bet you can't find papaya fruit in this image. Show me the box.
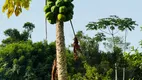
[64,0,73,3]
[55,0,64,7]
[59,6,67,13]
[45,12,54,20]
[64,0,71,3]
[51,6,59,14]
[64,13,73,22]
[57,14,66,21]
[44,5,51,13]
[47,1,54,8]
[66,3,74,13]
[48,19,56,24]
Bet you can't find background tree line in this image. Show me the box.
[0,15,142,80]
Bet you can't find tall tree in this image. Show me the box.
[22,22,35,38]
[2,22,35,44]
[86,15,138,80]
[44,0,74,79]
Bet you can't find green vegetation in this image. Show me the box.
[0,15,142,79]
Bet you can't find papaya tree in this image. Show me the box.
[86,15,137,59]
[86,15,137,44]
[86,15,138,80]
[2,0,74,80]
[44,0,74,79]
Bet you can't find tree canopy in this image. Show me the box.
[2,0,31,18]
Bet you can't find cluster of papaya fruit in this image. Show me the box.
[44,0,74,24]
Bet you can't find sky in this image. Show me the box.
[0,0,142,50]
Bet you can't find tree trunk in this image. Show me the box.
[115,63,117,80]
[56,20,67,80]
[123,68,125,80]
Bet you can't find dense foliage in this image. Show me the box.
[0,22,56,80]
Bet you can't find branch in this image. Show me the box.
[100,29,111,35]
[124,29,128,52]
[108,26,113,35]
